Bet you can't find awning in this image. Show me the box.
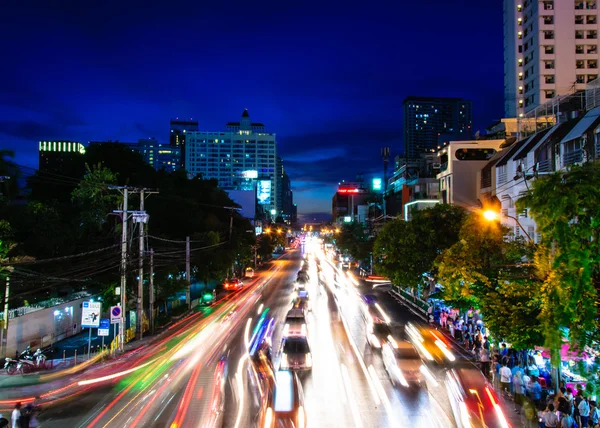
[559,106,600,144]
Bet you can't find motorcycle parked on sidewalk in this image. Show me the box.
[17,349,47,374]
[3,357,18,375]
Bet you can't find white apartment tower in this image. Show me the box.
[504,0,600,117]
[185,110,278,213]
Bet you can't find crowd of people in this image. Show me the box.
[433,306,600,428]
[0,399,41,428]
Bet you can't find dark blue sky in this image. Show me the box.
[0,1,504,217]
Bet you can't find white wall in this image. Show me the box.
[4,296,91,358]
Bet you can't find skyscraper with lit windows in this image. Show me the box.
[504,0,600,117]
[185,110,278,213]
[170,118,198,168]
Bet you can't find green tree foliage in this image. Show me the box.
[436,214,543,349]
[517,161,600,349]
[336,223,373,262]
[72,164,121,234]
[373,204,466,296]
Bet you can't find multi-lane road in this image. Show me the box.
[0,239,510,427]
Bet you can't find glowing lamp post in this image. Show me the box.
[482,210,533,243]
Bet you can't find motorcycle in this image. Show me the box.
[17,349,47,373]
[3,357,18,375]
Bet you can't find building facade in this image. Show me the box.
[437,139,504,207]
[137,138,181,172]
[170,118,199,169]
[504,0,600,117]
[185,110,278,213]
[38,140,86,174]
[403,97,473,162]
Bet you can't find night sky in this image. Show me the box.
[0,1,504,219]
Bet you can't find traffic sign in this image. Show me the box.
[110,306,121,324]
[81,301,101,328]
[98,318,110,336]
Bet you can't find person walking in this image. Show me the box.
[480,347,491,380]
[531,378,543,410]
[513,371,525,412]
[590,401,599,428]
[542,404,559,428]
[560,413,575,428]
[500,361,512,397]
[10,403,21,428]
[578,395,590,428]
[0,414,8,428]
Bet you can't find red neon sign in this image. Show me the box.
[337,188,361,194]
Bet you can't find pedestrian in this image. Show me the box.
[513,371,525,412]
[542,403,559,428]
[574,391,584,426]
[11,403,20,428]
[578,395,590,428]
[565,387,574,412]
[531,378,543,409]
[557,387,572,417]
[480,347,491,379]
[0,414,8,428]
[560,412,575,428]
[590,401,599,428]
[500,361,512,396]
[483,336,490,351]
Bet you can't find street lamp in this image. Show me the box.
[482,209,533,243]
[264,228,271,234]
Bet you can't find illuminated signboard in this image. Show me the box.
[242,170,258,179]
[257,180,272,205]
[337,188,362,194]
[372,178,382,191]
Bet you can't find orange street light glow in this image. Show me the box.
[483,210,499,221]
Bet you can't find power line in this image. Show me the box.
[0,244,120,266]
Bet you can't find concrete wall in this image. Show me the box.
[4,296,91,358]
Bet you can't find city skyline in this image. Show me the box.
[0,1,505,217]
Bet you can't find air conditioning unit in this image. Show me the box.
[432,163,441,169]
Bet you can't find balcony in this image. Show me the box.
[536,158,554,172]
[589,47,598,54]
[544,32,555,39]
[588,16,598,24]
[588,31,598,39]
[576,16,585,24]
[563,149,584,166]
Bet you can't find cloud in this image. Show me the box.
[0,120,71,141]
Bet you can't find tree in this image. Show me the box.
[517,161,600,356]
[435,214,543,349]
[373,204,466,296]
[336,223,373,262]
[71,163,121,234]
[0,150,19,200]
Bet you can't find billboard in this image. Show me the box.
[81,301,101,328]
[257,180,272,205]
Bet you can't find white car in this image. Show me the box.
[382,341,427,387]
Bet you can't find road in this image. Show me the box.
[0,240,516,427]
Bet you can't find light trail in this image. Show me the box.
[233,353,249,428]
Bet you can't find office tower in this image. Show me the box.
[170,118,199,168]
[504,0,600,117]
[137,138,181,172]
[185,109,278,213]
[403,97,473,162]
[38,140,86,174]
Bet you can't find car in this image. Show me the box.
[280,336,312,371]
[367,322,394,349]
[405,322,456,364]
[259,369,307,428]
[245,267,255,278]
[200,289,216,305]
[382,340,429,387]
[293,290,311,312]
[283,308,307,337]
[446,366,511,428]
[223,278,243,291]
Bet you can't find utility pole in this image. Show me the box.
[149,249,154,336]
[137,189,145,341]
[118,188,128,351]
[186,236,191,308]
[1,275,10,358]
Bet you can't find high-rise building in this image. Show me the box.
[185,110,278,213]
[170,118,199,168]
[403,97,473,162]
[38,140,86,173]
[137,138,181,172]
[275,156,293,222]
[504,0,600,117]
